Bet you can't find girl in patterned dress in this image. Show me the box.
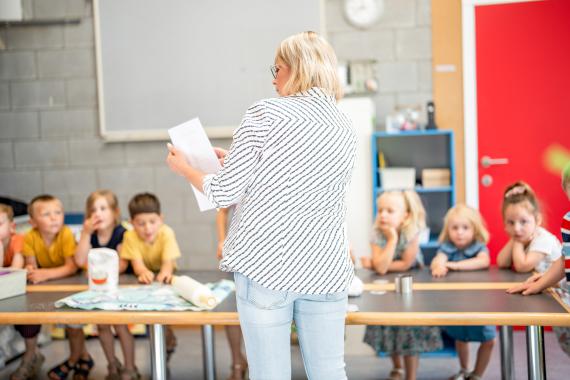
[362,190,442,380]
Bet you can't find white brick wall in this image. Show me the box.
[328,0,432,128]
[0,0,432,269]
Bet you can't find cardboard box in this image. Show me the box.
[379,168,416,190]
[0,269,26,300]
[422,168,451,188]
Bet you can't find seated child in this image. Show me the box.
[120,192,181,361]
[430,204,495,380]
[0,203,24,269]
[216,207,248,380]
[508,163,570,358]
[497,181,562,273]
[74,190,139,380]
[362,190,442,380]
[14,195,94,380]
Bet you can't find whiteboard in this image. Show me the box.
[93,0,323,141]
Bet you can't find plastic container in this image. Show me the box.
[88,248,119,293]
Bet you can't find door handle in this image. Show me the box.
[481,155,509,168]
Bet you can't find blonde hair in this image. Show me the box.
[85,190,121,226]
[438,204,490,244]
[501,181,541,219]
[0,203,14,221]
[275,31,343,101]
[374,190,426,240]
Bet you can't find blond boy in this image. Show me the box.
[15,195,95,380]
[22,195,77,283]
[0,203,24,268]
[120,192,181,360]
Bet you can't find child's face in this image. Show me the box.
[447,215,475,249]
[132,213,163,244]
[504,202,538,244]
[376,193,408,230]
[90,197,116,230]
[30,200,64,236]
[0,212,15,241]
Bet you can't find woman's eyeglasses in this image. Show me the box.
[270,64,280,79]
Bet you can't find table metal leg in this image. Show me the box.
[500,325,514,380]
[149,324,167,380]
[526,325,546,380]
[202,324,216,380]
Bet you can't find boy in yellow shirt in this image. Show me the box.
[13,195,95,380]
[120,192,182,360]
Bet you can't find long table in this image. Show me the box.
[2,269,569,380]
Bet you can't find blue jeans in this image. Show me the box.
[234,272,348,380]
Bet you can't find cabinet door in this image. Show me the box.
[475,0,570,262]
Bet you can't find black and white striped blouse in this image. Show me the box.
[203,87,356,294]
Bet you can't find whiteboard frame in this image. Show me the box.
[93,0,325,141]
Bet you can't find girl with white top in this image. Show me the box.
[166,31,356,380]
[497,181,562,274]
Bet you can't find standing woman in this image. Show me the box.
[166,31,356,380]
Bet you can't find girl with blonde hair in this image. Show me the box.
[430,204,494,380]
[362,190,442,380]
[74,190,138,380]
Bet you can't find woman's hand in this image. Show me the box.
[166,143,191,177]
[213,147,228,167]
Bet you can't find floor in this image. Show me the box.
[0,325,568,379]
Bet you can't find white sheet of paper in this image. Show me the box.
[168,118,222,211]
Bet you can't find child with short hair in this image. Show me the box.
[362,190,442,380]
[0,203,24,269]
[120,192,181,360]
[74,190,138,380]
[216,207,247,380]
[430,204,495,380]
[508,163,570,357]
[497,181,562,273]
[14,195,94,380]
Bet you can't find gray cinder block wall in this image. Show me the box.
[0,0,431,269]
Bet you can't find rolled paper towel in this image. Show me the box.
[171,275,217,309]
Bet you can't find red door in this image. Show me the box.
[476,0,570,262]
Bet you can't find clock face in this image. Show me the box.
[343,0,382,29]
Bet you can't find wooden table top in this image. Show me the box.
[3,269,567,326]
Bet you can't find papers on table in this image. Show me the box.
[168,118,222,211]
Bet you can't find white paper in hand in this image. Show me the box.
[168,118,222,211]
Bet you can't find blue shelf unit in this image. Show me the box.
[371,130,456,263]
